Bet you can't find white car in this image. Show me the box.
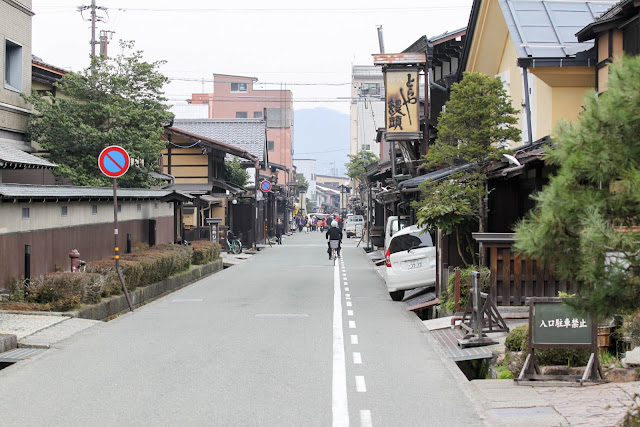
[344,215,364,237]
[384,225,436,301]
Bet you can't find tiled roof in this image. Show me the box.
[0,183,182,200]
[0,142,57,169]
[173,119,266,161]
[499,0,616,58]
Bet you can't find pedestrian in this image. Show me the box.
[297,216,304,233]
[325,220,343,259]
[338,216,344,233]
[275,218,284,245]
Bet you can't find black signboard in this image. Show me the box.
[517,297,603,385]
[533,302,592,346]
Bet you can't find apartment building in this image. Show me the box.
[1,0,33,152]
[350,65,385,160]
[187,74,293,185]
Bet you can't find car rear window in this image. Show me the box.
[389,230,434,255]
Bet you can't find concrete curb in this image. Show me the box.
[1,260,223,322]
[69,260,223,321]
[0,334,17,352]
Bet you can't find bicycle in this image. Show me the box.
[329,239,340,265]
[226,231,243,255]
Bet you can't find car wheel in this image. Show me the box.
[389,290,405,301]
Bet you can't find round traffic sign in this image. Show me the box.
[260,180,272,192]
[98,146,130,178]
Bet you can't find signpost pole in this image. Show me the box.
[113,178,133,312]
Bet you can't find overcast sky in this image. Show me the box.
[33,1,473,114]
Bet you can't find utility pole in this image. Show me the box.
[90,0,96,59]
[78,1,108,63]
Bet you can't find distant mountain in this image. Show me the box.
[293,108,349,176]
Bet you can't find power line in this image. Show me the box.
[168,77,351,86]
[37,5,472,14]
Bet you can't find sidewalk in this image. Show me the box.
[0,250,259,358]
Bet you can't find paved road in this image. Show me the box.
[0,232,482,426]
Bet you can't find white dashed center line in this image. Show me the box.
[351,335,358,345]
[355,376,367,392]
[353,352,362,364]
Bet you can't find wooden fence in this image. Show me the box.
[487,244,583,306]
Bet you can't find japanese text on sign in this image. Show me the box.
[539,318,588,329]
[385,70,419,133]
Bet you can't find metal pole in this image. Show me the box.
[376,25,385,54]
[521,66,533,145]
[24,244,31,298]
[90,0,96,59]
[113,178,133,311]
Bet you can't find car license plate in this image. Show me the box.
[405,260,423,270]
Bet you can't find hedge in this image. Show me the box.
[190,241,221,265]
[3,242,221,312]
[504,324,590,366]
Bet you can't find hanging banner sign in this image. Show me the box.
[385,70,420,134]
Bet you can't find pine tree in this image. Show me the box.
[514,55,640,317]
[414,72,520,265]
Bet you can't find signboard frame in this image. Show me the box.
[384,69,420,135]
[516,297,603,385]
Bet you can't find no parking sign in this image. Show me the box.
[98,146,130,178]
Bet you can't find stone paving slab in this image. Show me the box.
[19,318,101,348]
[535,382,640,426]
[0,313,68,339]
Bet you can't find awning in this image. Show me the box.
[398,164,471,192]
[210,177,246,195]
[200,195,223,205]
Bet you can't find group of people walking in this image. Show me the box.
[273,214,345,259]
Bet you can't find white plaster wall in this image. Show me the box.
[0,200,173,235]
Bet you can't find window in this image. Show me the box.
[61,206,68,217]
[154,202,158,210]
[4,39,23,91]
[22,207,29,219]
[389,230,434,255]
[267,140,275,151]
[236,112,248,118]
[137,203,142,212]
[265,107,292,128]
[253,111,263,119]
[117,204,121,213]
[230,82,248,92]
[92,204,98,215]
[360,83,380,97]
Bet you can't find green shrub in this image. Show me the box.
[504,324,590,366]
[190,241,221,265]
[505,324,529,352]
[498,369,514,379]
[535,347,591,367]
[26,272,104,311]
[441,266,491,313]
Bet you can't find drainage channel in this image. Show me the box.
[0,347,47,370]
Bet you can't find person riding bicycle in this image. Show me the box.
[325,220,343,259]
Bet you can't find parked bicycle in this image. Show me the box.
[226,231,243,255]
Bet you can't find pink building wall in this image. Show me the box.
[188,74,293,184]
